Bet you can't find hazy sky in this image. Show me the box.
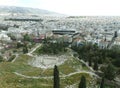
[0,0,120,16]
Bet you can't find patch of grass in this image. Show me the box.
[22,68,53,77]
[40,69,53,76]
[59,63,76,75]
[15,54,33,63]
[59,57,90,75]
[0,72,53,88]
[61,73,92,88]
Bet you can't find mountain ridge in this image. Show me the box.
[0,6,65,16]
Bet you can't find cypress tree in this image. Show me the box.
[100,77,105,88]
[79,75,86,88]
[53,65,60,88]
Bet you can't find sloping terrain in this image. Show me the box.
[0,53,97,88]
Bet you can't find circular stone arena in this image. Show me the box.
[29,55,68,69]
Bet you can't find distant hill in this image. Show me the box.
[0,6,64,16]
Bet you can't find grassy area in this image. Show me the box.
[61,73,91,85]
[0,54,95,88]
[59,57,90,75]
[0,72,53,88]
[0,55,53,88]
[13,54,90,76]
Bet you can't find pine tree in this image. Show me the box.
[79,75,86,88]
[53,65,60,88]
[100,77,105,88]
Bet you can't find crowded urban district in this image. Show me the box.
[0,16,120,88]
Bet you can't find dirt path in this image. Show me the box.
[14,70,99,79]
[27,44,41,56]
[11,44,41,63]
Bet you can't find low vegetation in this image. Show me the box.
[37,42,69,55]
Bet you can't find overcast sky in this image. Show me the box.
[0,0,120,16]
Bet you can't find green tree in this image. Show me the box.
[23,46,28,54]
[23,34,31,42]
[104,64,116,80]
[93,59,98,71]
[100,77,105,88]
[88,57,92,66]
[79,75,86,88]
[17,42,23,48]
[53,65,60,88]
[38,42,67,55]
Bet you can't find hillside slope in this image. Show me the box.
[0,6,64,16]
